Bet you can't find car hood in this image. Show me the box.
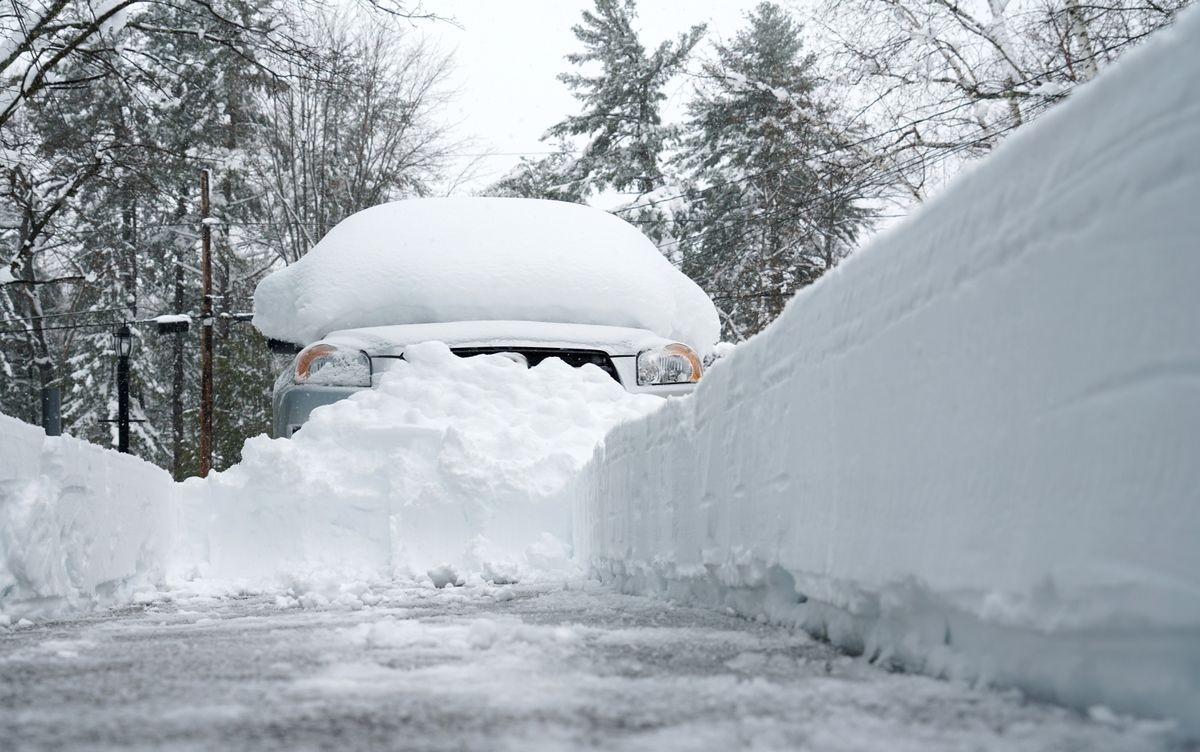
[321,320,674,357]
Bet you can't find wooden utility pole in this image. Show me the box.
[198,170,214,477]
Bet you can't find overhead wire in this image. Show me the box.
[0,319,117,336]
[0,102,1046,337]
[0,29,1151,340]
[0,307,127,328]
[651,100,1045,255]
[607,31,1152,219]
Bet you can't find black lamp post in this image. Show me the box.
[113,324,134,454]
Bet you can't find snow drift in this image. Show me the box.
[0,414,174,616]
[1,346,660,614]
[252,197,720,352]
[575,10,1200,734]
[176,343,662,588]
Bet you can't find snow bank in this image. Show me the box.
[574,11,1200,734]
[253,197,719,352]
[177,343,662,589]
[0,414,175,617]
[1,345,662,614]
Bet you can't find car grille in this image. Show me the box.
[449,346,621,383]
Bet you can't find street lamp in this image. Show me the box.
[113,324,135,356]
[113,324,134,453]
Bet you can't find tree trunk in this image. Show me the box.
[1065,0,1099,80]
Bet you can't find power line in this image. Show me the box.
[0,320,117,337]
[612,95,1004,217]
[609,33,1138,219]
[651,102,1042,255]
[449,150,575,158]
[0,306,197,332]
[0,307,127,329]
[689,98,1063,309]
[0,105,1042,337]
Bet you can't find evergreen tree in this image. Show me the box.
[212,294,273,473]
[678,2,872,340]
[3,1,290,473]
[0,53,147,454]
[140,0,276,476]
[49,0,275,472]
[0,2,455,475]
[547,0,704,198]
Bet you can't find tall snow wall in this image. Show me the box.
[0,414,175,617]
[575,12,1200,733]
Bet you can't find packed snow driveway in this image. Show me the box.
[0,582,1178,752]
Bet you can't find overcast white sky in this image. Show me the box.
[422,0,770,193]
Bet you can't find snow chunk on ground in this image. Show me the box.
[426,564,462,589]
[253,197,719,351]
[176,342,663,589]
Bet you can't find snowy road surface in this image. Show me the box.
[0,582,1180,751]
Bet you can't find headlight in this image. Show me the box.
[293,343,371,387]
[636,343,703,386]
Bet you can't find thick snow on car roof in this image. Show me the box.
[252,197,720,351]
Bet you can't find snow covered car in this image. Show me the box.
[253,197,720,438]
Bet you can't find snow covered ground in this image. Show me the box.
[0,582,1179,751]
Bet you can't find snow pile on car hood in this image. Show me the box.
[253,198,720,352]
[173,343,663,589]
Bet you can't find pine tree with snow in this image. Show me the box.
[138,0,277,475]
[547,0,704,198]
[678,2,872,340]
[0,0,278,470]
[0,1,455,473]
